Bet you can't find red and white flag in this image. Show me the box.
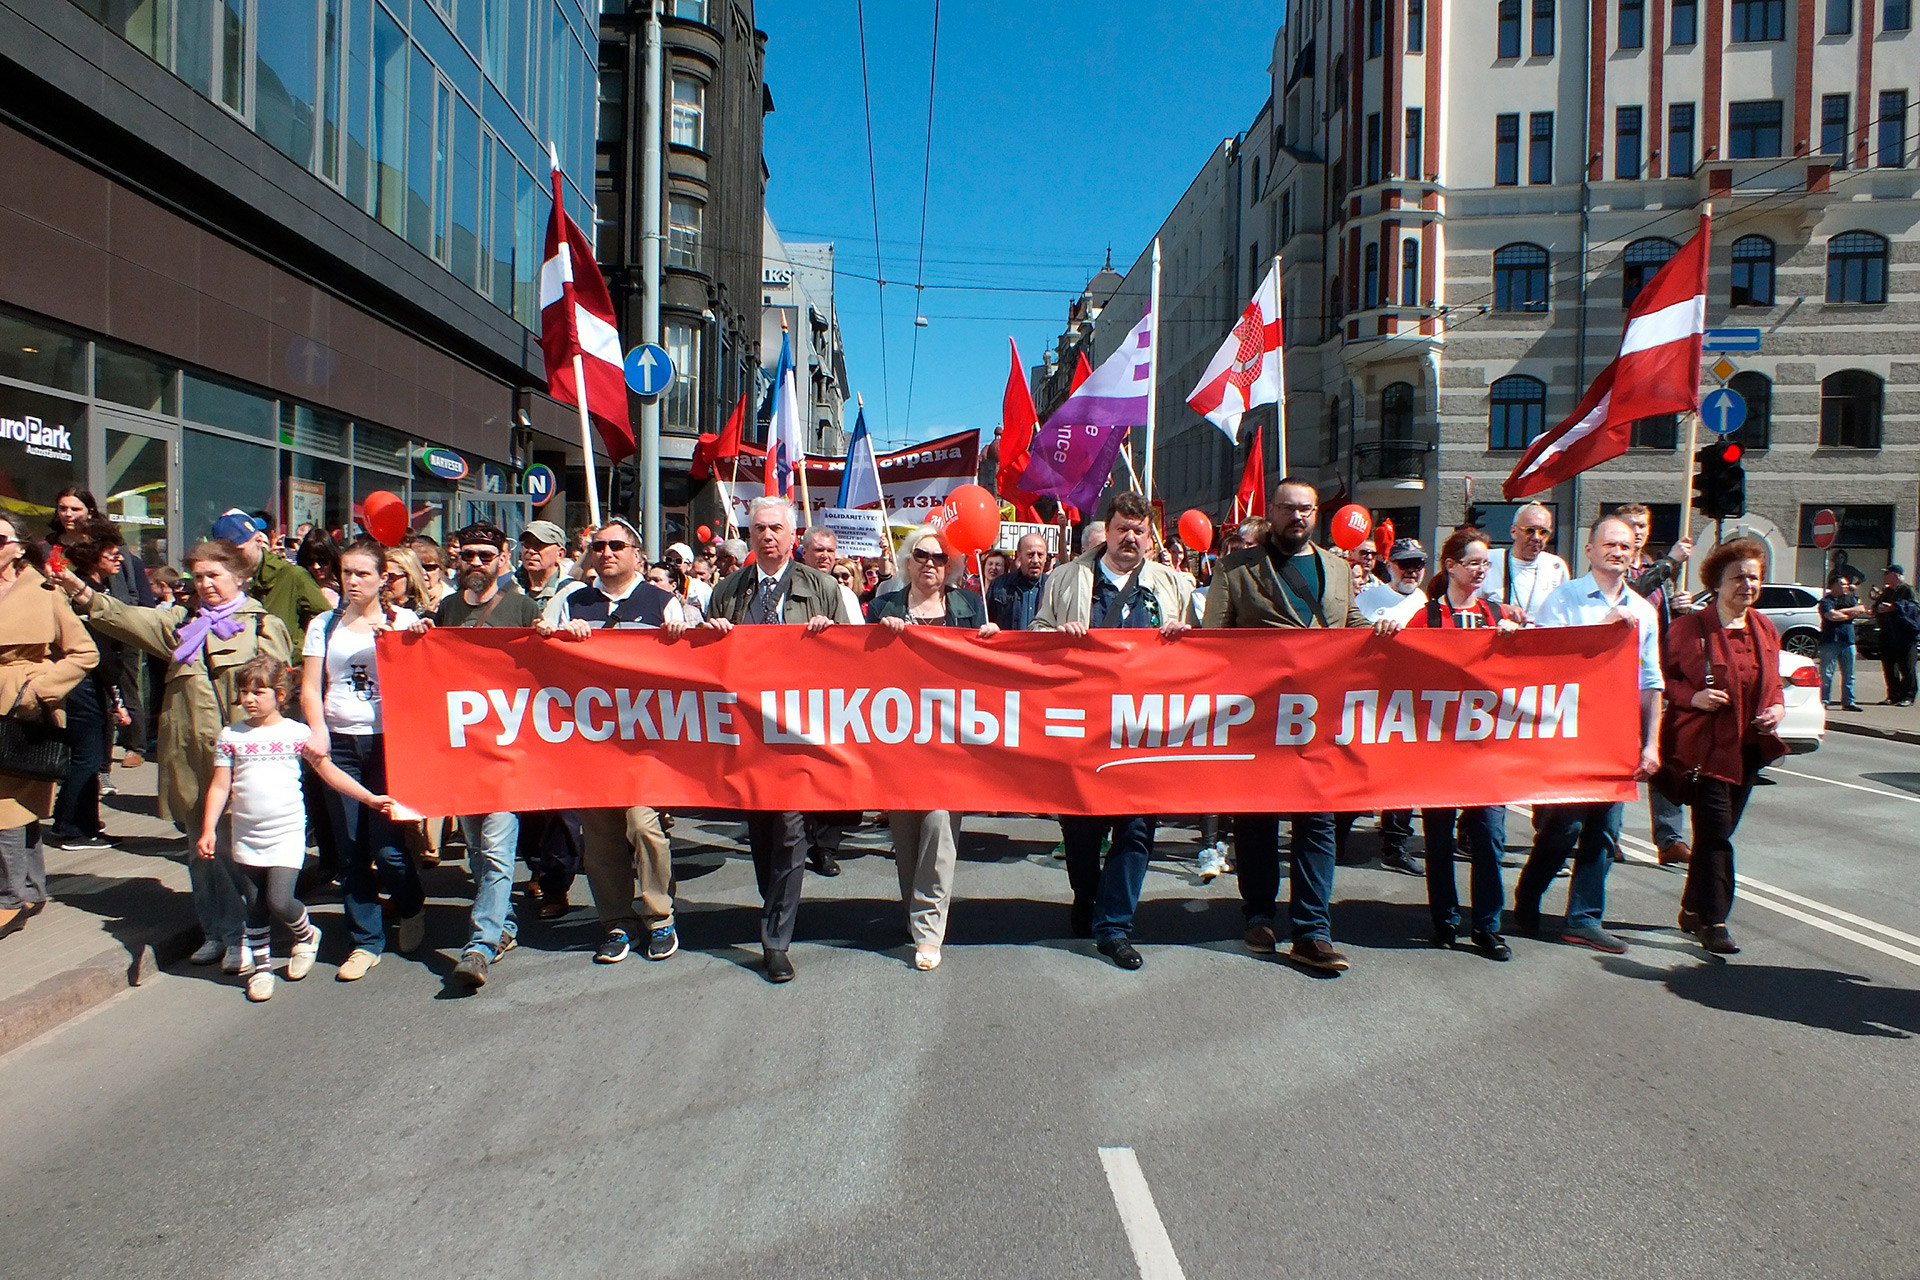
[1504,214,1710,500]
[539,164,633,462]
[1188,261,1284,440]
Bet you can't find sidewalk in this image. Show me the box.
[1819,665,1920,746]
[0,757,200,1056]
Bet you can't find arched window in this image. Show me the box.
[1827,231,1889,303]
[1622,237,1678,308]
[1489,374,1546,449]
[1821,370,1883,447]
[1730,235,1775,306]
[1493,243,1550,311]
[1727,371,1772,450]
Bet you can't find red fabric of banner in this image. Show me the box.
[378,626,1641,818]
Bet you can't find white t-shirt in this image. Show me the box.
[1484,549,1571,621]
[1355,580,1419,621]
[303,607,421,735]
[213,718,309,868]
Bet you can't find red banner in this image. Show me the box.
[375,625,1641,818]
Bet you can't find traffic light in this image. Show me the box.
[1691,440,1747,519]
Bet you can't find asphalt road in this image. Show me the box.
[2,734,1917,1279]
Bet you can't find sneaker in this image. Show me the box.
[1380,850,1425,877]
[1244,922,1279,954]
[189,938,223,965]
[644,922,679,961]
[246,970,275,1002]
[222,943,254,976]
[1560,924,1628,954]
[594,928,632,964]
[286,934,320,981]
[336,948,380,981]
[395,910,427,954]
[1197,843,1229,883]
[1843,703,1864,712]
[452,949,490,987]
[96,782,116,797]
[60,833,114,851]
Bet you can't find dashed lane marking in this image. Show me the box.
[1098,1147,1187,1280]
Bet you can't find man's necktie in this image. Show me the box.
[751,575,781,624]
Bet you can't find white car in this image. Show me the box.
[1755,584,1824,658]
[1777,651,1826,753]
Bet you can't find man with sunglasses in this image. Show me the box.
[537,518,694,965]
[1481,502,1569,623]
[703,496,853,983]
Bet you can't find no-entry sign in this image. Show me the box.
[1811,508,1840,550]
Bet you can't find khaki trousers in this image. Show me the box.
[887,810,962,947]
[581,806,674,933]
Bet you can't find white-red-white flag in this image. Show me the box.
[539,165,633,462]
[1188,260,1284,440]
[1504,214,1711,500]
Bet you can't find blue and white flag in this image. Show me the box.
[835,407,883,509]
[767,331,805,499]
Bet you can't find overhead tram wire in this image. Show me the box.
[854,0,894,435]
[902,0,943,439]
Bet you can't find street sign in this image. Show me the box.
[1700,386,1747,436]
[523,463,558,507]
[1703,327,1763,352]
[1811,508,1840,550]
[1709,356,1740,383]
[624,343,674,396]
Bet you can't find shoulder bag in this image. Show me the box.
[0,685,72,782]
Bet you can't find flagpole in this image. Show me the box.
[1677,202,1713,557]
[1143,237,1162,502]
[860,393,894,559]
[1271,253,1288,477]
[724,454,741,539]
[572,352,603,527]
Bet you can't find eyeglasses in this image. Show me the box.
[1274,503,1317,515]
[1515,526,1551,538]
[455,549,499,564]
[383,571,408,583]
[417,561,443,572]
[1395,560,1427,571]
[833,571,853,582]
[912,548,949,565]
[590,539,633,554]
[0,534,13,548]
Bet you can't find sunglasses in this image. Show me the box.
[417,561,443,571]
[590,539,633,554]
[383,571,408,583]
[455,549,499,563]
[912,548,949,565]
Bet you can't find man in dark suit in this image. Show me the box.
[703,496,853,983]
[1201,477,1367,974]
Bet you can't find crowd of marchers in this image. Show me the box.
[1,479,1914,997]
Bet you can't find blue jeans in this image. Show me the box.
[1061,814,1154,942]
[326,734,422,953]
[1649,788,1685,850]
[1422,806,1506,934]
[1234,813,1338,943]
[1819,641,1856,705]
[1515,802,1622,929]
[459,811,519,959]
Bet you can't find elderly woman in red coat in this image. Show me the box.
[1658,537,1787,956]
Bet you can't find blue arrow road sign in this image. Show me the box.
[1701,386,1747,436]
[624,343,674,396]
[1702,327,1763,352]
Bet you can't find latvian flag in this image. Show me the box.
[539,162,633,462]
[1504,213,1710,500]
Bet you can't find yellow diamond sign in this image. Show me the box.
[1710,356,1739,383]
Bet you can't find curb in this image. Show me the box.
[0,922,200,1059]
[1825,719,1920,749]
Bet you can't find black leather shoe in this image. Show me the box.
[763,948,795,983]
[1096,937,1144,970]
[809,853,841,878]
[1509,905,1540,938]
[1469,930,1513,961]
[1698,924,1740,955]
[1069,901,1094,939]
[1430,928,1458,949]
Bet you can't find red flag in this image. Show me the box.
[1233,427,1266,523]
[1504,213,1710,499]
[997,339,1044,521]
[1071,352,1093,392]
[691,390,747,481]
[539,167,633,461]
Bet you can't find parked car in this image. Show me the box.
[1777,651,1826,753]
[1754,584,1823,658]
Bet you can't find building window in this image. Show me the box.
[1672,0,1698,43]
[1730,235,1776,306]
[1382,382,1416,436]
[1408,0,1425,51]
[1890,0,1914,30]
[1821,371,1883,447]
[1879,91,1908,167]
[1364,242,1381,308]
[662,322,701,435]
[668,195,702,269]
[1827,231,1889,303]
[1332,54,1346,109]
[1405,108,1424,178]
[1530,112,1555,183]
[1622,237,1678,308]
[1823,95,1851,167]
[1726,371,1772,451]
[1368,0,1385,56]
[1619,0,1644,48]
[1631,414,1678,449]
[1489,375,1547,449]
[1616,106,1642,179]
[1668,103,1696,176]
[1495,113,1520,184]
[1498,0,1521,57]
[1533,0,1555,54]
[430,77,454,266]
[1826,0,1852,34]
[1494,242,1550,311]
[671,0,709,19]
[1401,238,1420,304]
[1366,113,1383,183]
[1730,0,1785,41]
[1281,188,1295,244]
[1728,100,1784,158]
[370,4,407,236]
[670,75,705,149]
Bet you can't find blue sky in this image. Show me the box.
[759,1,1282,450]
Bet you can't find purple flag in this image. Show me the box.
[1019,305,1153,512]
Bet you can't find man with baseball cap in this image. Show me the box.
[515,520,573,609]
[211,509,330,643]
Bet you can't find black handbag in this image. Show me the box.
[1654,635,1714,806]
[0,710,72,782]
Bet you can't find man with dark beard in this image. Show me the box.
[1201,478,1366,974]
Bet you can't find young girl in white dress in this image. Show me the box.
[197,655,388,1002]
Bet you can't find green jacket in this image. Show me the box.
[252,551,331,645]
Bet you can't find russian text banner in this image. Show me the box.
[377,625,1642,817]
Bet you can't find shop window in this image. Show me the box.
[95,346,178,415]
[0,386,86,520]
[182,372,275,439]
[183,428,275,540]
[0,311,86,394]
[352,419,412,472]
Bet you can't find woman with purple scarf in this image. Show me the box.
[56,538,291,970]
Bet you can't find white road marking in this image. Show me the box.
[1768,766,1920,805]
[1098,1147,1187,1280]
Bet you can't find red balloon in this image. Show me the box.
[696,524,713,543]
[1329,503,1373,552]
[1177,509,1214,553]
[361,490,409,547]
[929,483,1001,556]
